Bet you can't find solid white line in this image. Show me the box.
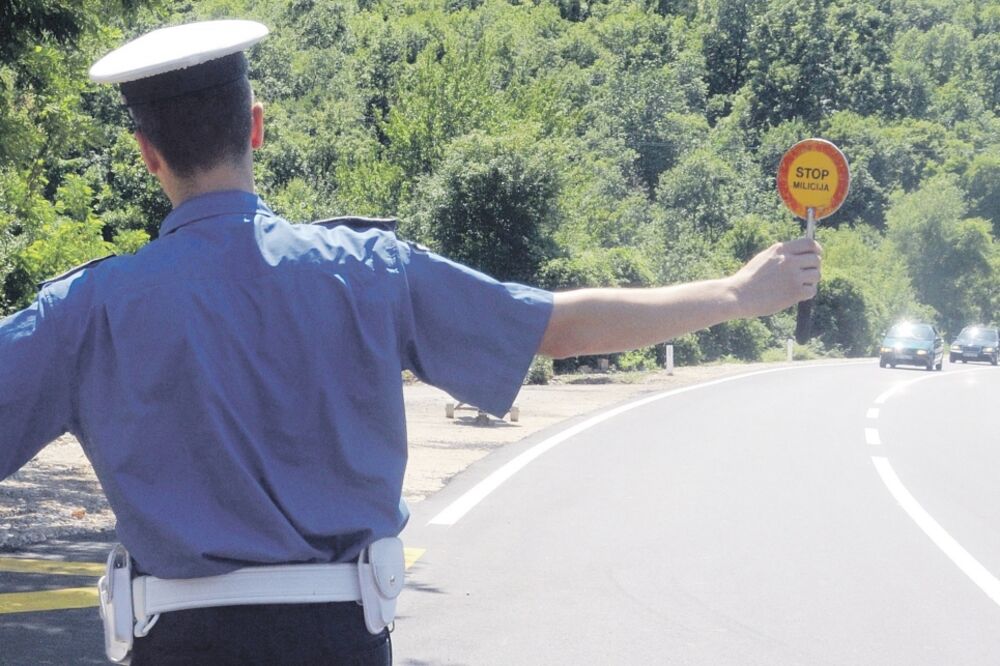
[866,408,879,419]
[864,428,881,446]
[874,372,939,404]
[873,366,984,405]
[428,360,870,527]
[871,456,1000,608]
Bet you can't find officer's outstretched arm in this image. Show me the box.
[537,238,821,359]
[0,294,73,478]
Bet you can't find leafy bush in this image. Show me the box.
[792,340,827,360]
[697,318,772,362]
[538,247,654,290]
[812,276,871,357]
[614,346,657,372]
[760,346,791,363]
[524,355,554,385]
[667,333,703,365]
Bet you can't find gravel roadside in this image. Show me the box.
[0,361,811,549]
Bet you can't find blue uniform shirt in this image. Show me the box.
[0,190,552,578]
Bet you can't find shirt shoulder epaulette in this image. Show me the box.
[37,254,116,290]
[312,216,398,233]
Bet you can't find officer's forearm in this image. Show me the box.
[537,278,742,359]
[536,239,821,358]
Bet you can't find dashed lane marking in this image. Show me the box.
[864,428,881,446]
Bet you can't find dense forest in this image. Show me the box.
[2,0,998,368]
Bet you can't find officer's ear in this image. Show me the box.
[134,130,164,175]
[250,101,264,150]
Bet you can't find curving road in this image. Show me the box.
[3,360,1000,664]
[395,360,1000,665]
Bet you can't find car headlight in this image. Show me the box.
[916,349,928,355]
[880,347,892,353]
[951,345,961,351]
[984,347,995,353]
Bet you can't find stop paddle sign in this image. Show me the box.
[777,138,851,343]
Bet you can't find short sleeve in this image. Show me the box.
[398,243,553,416]
[0,292,73,478]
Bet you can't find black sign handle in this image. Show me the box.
[795,300,813,344]
[794,208,817,345]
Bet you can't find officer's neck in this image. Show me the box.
[161,161,255,208]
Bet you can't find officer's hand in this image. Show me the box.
[729,238,822,318]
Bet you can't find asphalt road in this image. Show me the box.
[0,532,113,665]
[3,360,1000,665]
[394,360,1000,665]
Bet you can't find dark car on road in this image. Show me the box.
[949,325,999,365]
[879,322,944,371]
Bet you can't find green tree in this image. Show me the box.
[405,131,561,283]
[701,0,766,121]
[886,175,994,333]
[811,276,870,355]
[0,1,154,312]
[827,0,895,117]
[818,112,954,228]
[591,68,698,192]
[973,29,1000,113]
[745,0,837,133]
[656,146,750,242]
[818,224,929,343]
[962,151,1000,235]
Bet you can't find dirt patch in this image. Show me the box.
[0,361,797,548]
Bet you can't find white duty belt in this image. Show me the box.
[134,561,362,617]
[99,538,405,664]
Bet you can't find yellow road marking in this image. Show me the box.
[0,587,99,613]
[404,547,425,570]
[0,557,104,577]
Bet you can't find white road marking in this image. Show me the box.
[866,408,879,419]
[864,428,881,446]
[873,366,982,405]
[874,373,940,404]
[872,456,1000,608]
[428,360,870,527]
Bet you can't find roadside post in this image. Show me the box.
[776,138,850,344]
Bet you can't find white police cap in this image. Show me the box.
[89,19,268,105]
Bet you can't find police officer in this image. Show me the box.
[0,19,820,665]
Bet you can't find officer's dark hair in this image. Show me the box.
[127,75,253,179]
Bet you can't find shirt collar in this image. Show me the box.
[159,190,272,237]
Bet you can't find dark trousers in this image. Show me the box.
[130,601,391,665]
